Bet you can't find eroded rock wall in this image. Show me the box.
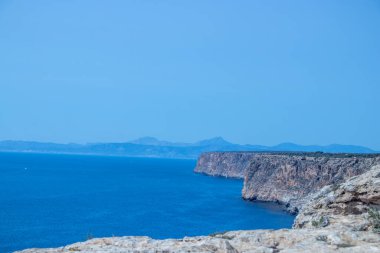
[294,165,380,231]
[194,152,253,178]
[195,152,380,212]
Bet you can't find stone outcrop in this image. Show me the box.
[195,152,380,212]
[16,229,380,253]
[294,165,380,231]
[17,156,380,253]
[194,152,252,178]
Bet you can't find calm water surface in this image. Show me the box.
[0,152,294,252]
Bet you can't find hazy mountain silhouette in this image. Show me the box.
[0,137,377,159]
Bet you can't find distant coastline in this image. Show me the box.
[0,150,198,160]
[0,137,378,159]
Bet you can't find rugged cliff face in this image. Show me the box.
[194,152,253,178]
[294,165,380,231]
[195,152,380,212]
[17,165,380,253]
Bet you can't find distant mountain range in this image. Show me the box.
[0,137,377,159]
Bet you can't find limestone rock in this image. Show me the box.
[195,152,380,212]
[16,229,380,253]
[294,165,380,231]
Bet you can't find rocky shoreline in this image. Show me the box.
[17,153,380,253]
[195,152,380,213]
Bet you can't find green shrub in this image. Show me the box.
[311,216,329,228]
[368,208,380,233]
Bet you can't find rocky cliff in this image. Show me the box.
[17,165,380,253]
[194,152,254,178]
[195,152,380,212]
[294,165,380,231]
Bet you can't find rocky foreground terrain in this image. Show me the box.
[17,164,380,252]
[196,152,380,213]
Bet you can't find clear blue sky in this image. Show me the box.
[0,0,379,149]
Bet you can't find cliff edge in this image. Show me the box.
[195,152,380,213]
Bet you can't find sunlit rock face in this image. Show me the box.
[195,152,380,213]
[16,229,380,253]
[294,165,380,231]
[194,152,254,178]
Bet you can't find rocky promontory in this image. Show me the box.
[195,152,380,212]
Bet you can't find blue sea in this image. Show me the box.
[0,152,294,252]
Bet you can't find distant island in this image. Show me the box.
[0,137,377,159]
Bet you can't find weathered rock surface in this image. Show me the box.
[17,158,380,253]
[194,152,252,178]
[196,152,380,212]
[16,228,380,253]
[294,165,380,231]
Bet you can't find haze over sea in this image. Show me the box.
[0,152,293,253]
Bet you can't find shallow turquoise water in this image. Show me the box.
[0,152,294,252]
